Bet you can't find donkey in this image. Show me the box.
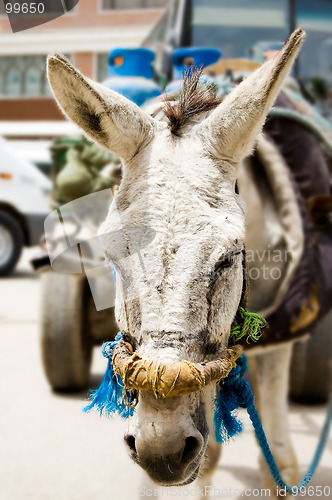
[47,29,305,492]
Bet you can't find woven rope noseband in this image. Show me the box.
[112,339,243,398]
[83,308,267,416]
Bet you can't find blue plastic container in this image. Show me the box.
[172,47,221,79]
[108,47,156,79]
[102,47,161,107]
[102,76,161,107]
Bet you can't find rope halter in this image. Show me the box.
[112,339,243,398]
[83,308,266,416]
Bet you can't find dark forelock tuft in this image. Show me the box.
[164,68,222,135]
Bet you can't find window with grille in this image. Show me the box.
[97,53,109,83]
[0,55,70,97]
[101,0,168,10]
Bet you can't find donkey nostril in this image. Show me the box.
[181,436,201,464]
[124,435,137,455]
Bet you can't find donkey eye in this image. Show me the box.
[209,248,243,287]
[209,256,234,286]
[214,256,234,272]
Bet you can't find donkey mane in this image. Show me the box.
[164,69,222,135]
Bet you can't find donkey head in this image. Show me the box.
[48,29,304,486]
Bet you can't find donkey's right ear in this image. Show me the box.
[47,54,157,160]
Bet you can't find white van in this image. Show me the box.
[0,136,52,275]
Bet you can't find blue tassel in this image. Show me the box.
[83,332,133,418]
[214,355,254,443]
[214,384,244,443]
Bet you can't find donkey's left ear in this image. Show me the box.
[47,54,157,160]
[197,28,305,163]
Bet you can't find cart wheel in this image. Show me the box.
[290,312,332,404]
[40,272,93,391]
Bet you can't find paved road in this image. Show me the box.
[0,249,331,500]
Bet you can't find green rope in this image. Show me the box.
[230,307,268,343]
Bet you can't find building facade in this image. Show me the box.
[0,0,167,121]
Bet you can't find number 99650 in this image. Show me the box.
[5,2,45,14]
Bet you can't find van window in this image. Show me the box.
[296,0,332,81]
[190,0,289,59]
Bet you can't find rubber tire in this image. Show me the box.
[0,211,24,276]
[40,272,93,391]
[290,312,332,404]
